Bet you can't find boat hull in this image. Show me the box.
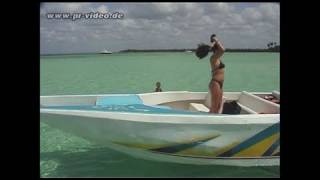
[41,110,279,166]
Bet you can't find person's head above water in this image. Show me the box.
[156,82,161,87]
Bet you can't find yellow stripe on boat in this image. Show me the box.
[112,134,219,152]
[234,133,279,157]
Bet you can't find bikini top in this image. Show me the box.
[218,62,225,69]
[211,61,225,75]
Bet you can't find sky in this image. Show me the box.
[40,2,280,54]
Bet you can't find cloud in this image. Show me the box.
[96,5,108,13]
[41,2,94,13]
[203,2,234,14]
[40,2,280,54]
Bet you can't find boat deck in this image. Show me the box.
[42,104,210,115]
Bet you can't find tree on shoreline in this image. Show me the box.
[267,42,280,51]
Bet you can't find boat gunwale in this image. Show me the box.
[40,91,279,125]
[40,108,279,125]
[40,91,274,98]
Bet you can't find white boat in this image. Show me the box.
[100,49,112,54]
[40,91,280,166]
[185,50,193,53]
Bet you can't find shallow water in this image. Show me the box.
[40,52,280,177]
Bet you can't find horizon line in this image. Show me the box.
[41,47,279,56]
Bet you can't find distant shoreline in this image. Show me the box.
[119,48,279,53]
[41,47,280,56]
[40,52,98,56]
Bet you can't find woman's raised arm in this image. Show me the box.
[210,39,225,67]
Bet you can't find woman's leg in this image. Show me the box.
[210,81,222,113]
[217,90,223,113]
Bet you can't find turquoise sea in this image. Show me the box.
[40,52,280,177]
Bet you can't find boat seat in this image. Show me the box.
[189,103,209,112]
[236,103,258,114]
[238,91,279,114]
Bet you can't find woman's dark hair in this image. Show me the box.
[195,43,211,59]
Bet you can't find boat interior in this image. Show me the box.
[41,91,280,115]
[151,91,280,114]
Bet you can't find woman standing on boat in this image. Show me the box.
[196,34,225,113]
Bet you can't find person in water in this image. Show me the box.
[196,34,225,113]
[155,82,162,92]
